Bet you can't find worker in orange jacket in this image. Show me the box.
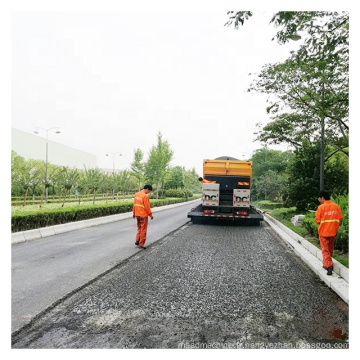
[315,190,343,275]
[133,184,153,249]
[198,177,216,184]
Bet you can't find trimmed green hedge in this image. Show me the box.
[255,200,284,209]
[12,197,196,233]
[164,189,193,198]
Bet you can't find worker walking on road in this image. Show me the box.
[315,190,343,275]
[133,184,154,250]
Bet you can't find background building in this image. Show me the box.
[11,128,97,169]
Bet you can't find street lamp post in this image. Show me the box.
[106,152,122,174]
[34,127,61,204]
[106,152,122,199]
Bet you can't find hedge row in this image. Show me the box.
[255,200,284,209]
[163,189,193,198]
[11,194,135,206]
[12,197,196,233]
[269,205,348,253]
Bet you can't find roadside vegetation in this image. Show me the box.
[11,131,202,232]
[228,12,349,264]
[255,200,348,268]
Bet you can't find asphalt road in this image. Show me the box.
[11,200,199,333]
[12,219,349,349]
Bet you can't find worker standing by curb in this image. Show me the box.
[315,190,343,275]
[133,185,154,249]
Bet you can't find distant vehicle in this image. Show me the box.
[188,156,264,225]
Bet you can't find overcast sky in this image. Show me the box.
[10,6,307,175]
[7,0,356,178]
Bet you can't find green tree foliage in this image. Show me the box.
[228,11,349,156]
[250,148,293,201]
[84,167,104,204]
[11,152,45,205]
[254,170,287,202]
[55,167,79,206]
[184,168,202,194]
[227,11,348,205]
[225,11,253,29]
[11,126,199,203]
[130,148,145,191]
[250,52,348,155]
[284,141,348,210]
[145,132,174,199]
[164,166,185,190]
[227,11,348,57]
[114,170,131,199]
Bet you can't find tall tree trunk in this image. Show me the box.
[39,186,46,208]
[62,189,68,207]
[23,187,29,206]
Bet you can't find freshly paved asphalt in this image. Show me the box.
[11,200,199,333]
[12,219,349,349]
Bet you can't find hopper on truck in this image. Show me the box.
[187,156,263,225]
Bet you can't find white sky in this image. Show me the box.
[9,3,308,176]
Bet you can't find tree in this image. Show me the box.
[11,152,45,205]
[284,141,348,210]
[164,166,185,190]
[11,151,25,196]
[250,53,348,155]
[254,170,286,202]
[130,149,145,191]
[114,170,131,200]
[145,132,174,199]
[185,168,202,193]
[84,167,104,204]
[251,148,293,179]
[27,160,45,200]
[227,11,349,156]
[56,167,79,207]
[226,11,349,55]
[250,148,292,201]
[22,163,42,206]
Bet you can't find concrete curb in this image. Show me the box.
[11,199,200,245]
[264,214,349,304]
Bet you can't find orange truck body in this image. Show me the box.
[188,156,263,224]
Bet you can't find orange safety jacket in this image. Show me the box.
[133,190,153,218]
[315,200,343,237]
[202,179,216,184]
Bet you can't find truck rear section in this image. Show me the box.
[187,157,263,225]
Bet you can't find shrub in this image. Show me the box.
[11,197,198,232]
[332,194,349,253]
[270,207,298,221]
[164,189,193,198]
[302,213,318,237]
[255,200,284,209]
[303,193,349,253]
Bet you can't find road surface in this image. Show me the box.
[12,200,199,333]
[12,218,348,349]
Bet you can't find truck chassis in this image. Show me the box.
[187,203,264,225]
